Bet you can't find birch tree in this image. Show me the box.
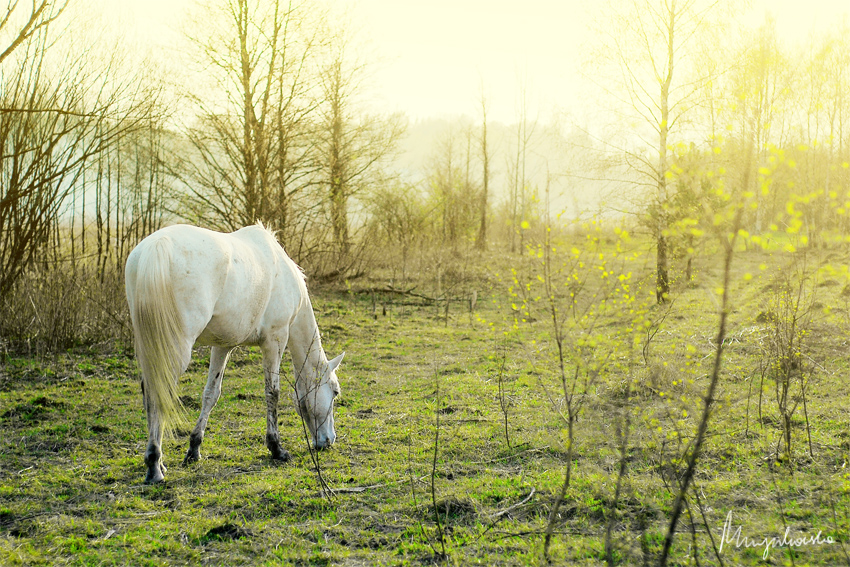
[592,0,722,302]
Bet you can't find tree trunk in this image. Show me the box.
[237,0,259,224]
[656,1,675,303]
[476,99,489,251]
[328,61,349,255]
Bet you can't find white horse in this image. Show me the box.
[125,223,343,484]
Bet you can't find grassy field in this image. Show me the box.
[2,238,850,566]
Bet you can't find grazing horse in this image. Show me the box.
[125,223,343,484]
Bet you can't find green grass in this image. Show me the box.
[2,243,850,565]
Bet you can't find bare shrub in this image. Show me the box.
[0,259,131,353]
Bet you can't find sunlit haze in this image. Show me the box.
[117,0,850,124]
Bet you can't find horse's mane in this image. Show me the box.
[255,220,278,239]
[254,220,307,284]
[289,256,307,283]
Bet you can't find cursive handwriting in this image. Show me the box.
[719,511,835,560]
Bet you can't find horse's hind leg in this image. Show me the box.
[262,340,290,461]
[142,382,166,484]
[183,346,232,465]
[142,343,193,483]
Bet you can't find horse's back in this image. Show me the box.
[128,224,303,348]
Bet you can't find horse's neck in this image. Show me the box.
[288,299,324,376]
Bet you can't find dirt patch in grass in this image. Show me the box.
[430,496,477,525]
[200,523,253,543]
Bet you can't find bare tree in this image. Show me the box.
[0,5,163,298]
[426,125,479,248]
[181,0,325,235]
[0,0,68,66]
[591,0,722,302]
[475,88,491,251]
[508,74,537,253]
[316,24,405,256]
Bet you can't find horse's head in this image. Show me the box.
[294,352,344,450]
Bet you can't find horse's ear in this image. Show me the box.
[328,352,345,372]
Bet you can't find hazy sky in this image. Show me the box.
[118,0,850,124]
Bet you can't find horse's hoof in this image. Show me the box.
[185,433,202,466]
[183,448,200,465]
[144,467,165,484]
[270,447,290,462]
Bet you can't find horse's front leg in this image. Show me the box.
[262,339,290,461]
[184,346,233,465]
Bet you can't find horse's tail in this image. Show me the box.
[131,236,186,437]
